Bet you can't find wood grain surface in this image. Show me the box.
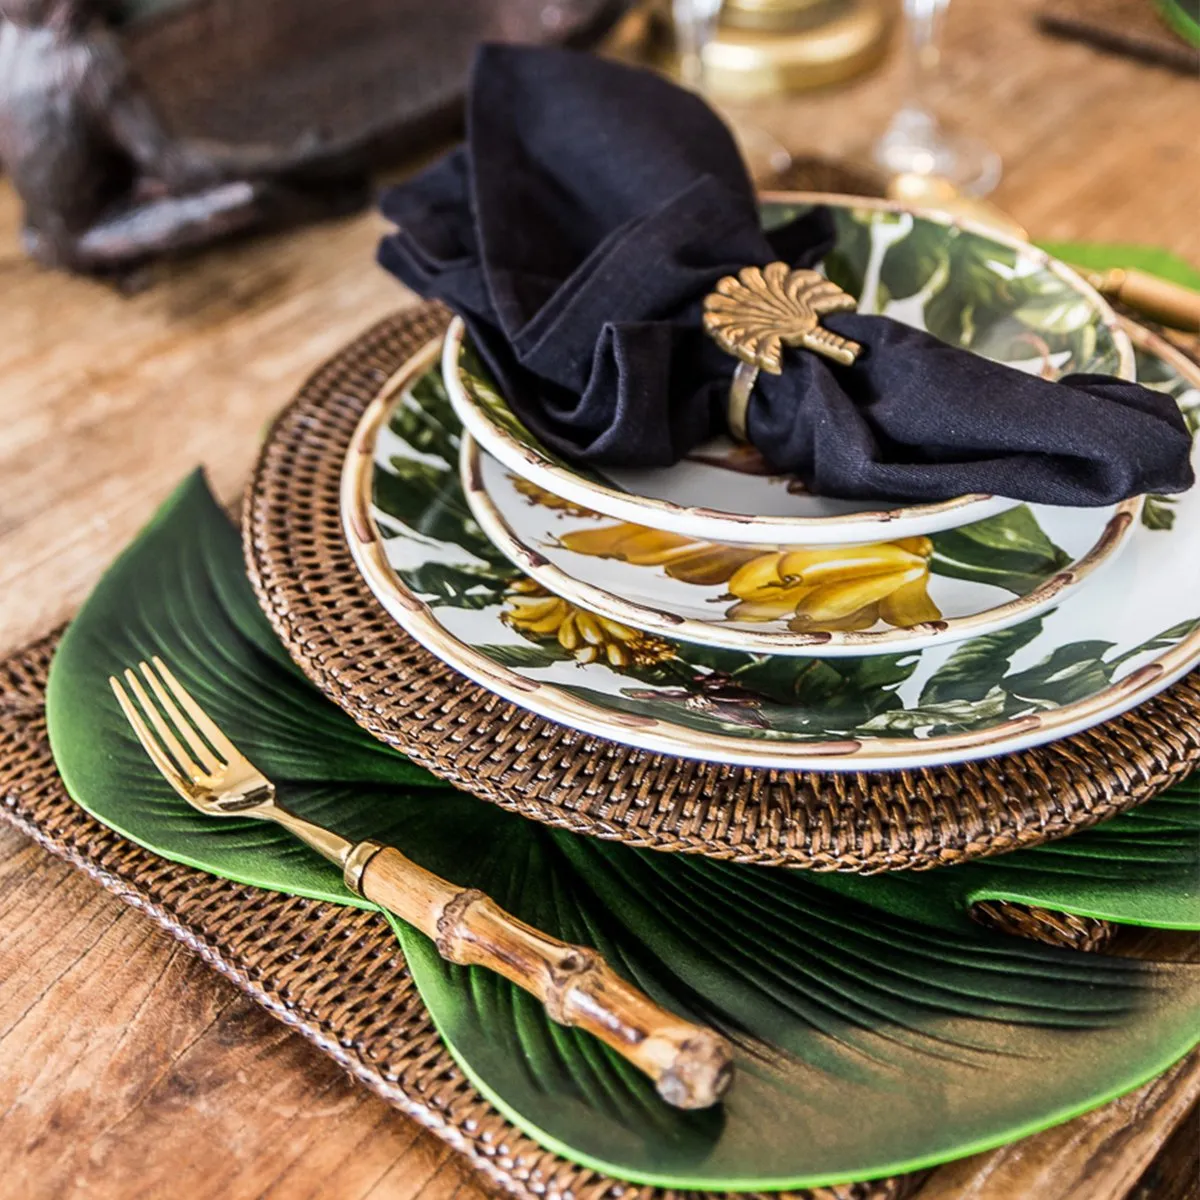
[1,1,1199,1196]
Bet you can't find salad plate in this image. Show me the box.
[342,324,1200,772]
[442,193,1134,547]
[460,433,1140,657]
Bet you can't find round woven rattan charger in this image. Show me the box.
[243,301,1200,872]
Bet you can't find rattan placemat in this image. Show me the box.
[242,304,1200,873]
[1,631,928,1200]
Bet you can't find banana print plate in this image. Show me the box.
[341,325,1200,772]
[460,434,1140,657]
[442,192,1133,548]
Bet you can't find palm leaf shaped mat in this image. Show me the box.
[45,473,1200,1191]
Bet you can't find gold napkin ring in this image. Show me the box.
[702,263,862,443]
[727,361,758,443]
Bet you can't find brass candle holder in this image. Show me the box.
[702,0,893,97]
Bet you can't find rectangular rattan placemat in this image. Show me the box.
[0,630,923,1200]
[5,629,1198,1200]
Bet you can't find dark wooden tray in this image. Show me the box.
[122,0,631,175]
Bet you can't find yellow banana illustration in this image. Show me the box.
[503,579,674,666]
[530,493,944,635]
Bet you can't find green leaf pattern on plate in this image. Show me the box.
[374,353,1199,746]
[930,504,1072,595]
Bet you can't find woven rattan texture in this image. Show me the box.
[0,632,925,1200]
[242,305,1200,872]
[970,901,1113,952]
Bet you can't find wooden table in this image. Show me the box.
[1,2,1198,1196]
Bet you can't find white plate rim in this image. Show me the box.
[342,333,1200,773]
[459,432,1142,658]
[441,191,1135,547]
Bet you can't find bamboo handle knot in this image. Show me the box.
[434,887,488,960]
[540,945,602,1025]
[357,846,735,1109]
[655,1032,735,1110]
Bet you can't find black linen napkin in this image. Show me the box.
[378,44,1193,507]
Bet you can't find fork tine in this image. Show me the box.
[123,667,204,783]
[150,656,241,765]
[110,675,195,801]
[139,660,223,774]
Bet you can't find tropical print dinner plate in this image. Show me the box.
[442,193,1134,547]
[461,433,1139,658]
[341,324,1200,772]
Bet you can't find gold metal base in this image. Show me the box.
[702,0,892,97]
[723,0,846,33]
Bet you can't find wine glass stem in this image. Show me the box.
[901,0,950,120]
[672,0,792,182]
[876,0,1000,194]
[673,0,722,90]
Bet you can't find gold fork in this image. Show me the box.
[110,656,732,1109]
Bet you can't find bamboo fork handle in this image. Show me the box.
[347,841,733,1109]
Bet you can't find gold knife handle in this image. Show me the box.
[346,841,733,1109]
[1081,267,1200,333]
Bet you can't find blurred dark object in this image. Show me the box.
[1039,0,1200,73]
[0,0,629,277]
[122,0,632,178]
[774,153,886,196]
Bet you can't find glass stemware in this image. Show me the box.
[872,0,1001,196]
[672,0,793,184]
[674,0,724,89]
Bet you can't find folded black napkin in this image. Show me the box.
[378,45,1193,507]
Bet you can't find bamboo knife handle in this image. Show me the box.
[347,841,733,1109]
[1078,267,1200,334]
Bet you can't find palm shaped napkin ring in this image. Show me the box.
[703,264,862,442]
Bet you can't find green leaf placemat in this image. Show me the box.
[1038,241,1200,291]
[47,473,447,904]
[1156,0,1200,48]
[45,472,1200,1191]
